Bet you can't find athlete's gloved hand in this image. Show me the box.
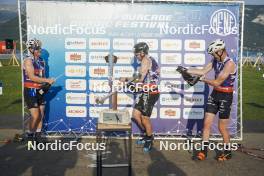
[176,66,201,86]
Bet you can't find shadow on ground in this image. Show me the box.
[0,139,77,176]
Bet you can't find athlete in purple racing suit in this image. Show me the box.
[187,39,236,161]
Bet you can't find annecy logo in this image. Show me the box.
[210,9,237,36]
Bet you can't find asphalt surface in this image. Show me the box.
[0,116,263,176]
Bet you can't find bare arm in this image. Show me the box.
[138,58,151,83]
[202,61,235,87]
[187,62,213,76]
[119,58,150,83]
[24,58,54,84]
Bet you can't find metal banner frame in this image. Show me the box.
[18,0,244,140]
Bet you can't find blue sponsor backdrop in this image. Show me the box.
[26,1,241,137]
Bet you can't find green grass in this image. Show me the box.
[0,58,263,119]
[0,59,22,115]
[242,66,264,120]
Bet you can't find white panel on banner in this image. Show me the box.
[65,65,86,77]
[184,94,204,106]
[160,108,181,119]
[89,93,109,105]
[89,66,109,78]
[161,39,182,51]
[113,52,134,64]
[89,52,109,64]
[183,108,204,119]
[117,93,134,105]
[113,66,134,78]
[184,40,206,51]
[65,38,86,49]
[89,79,110,92]
[65,79,86,91]
[160,80,182,93]
[89,38,110,50]
[65,52,86,63]
[113,38,134,50]
[160,94,181,106]
[184,82,205,93]
[89,107,108,118]
[66,93,87,104]
[184,53,205,65]
[160,67,181,78]
[66,106,87,117]
[160,53,182,65]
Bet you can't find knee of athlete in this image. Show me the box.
[141,116,151,124]
[218,123,227,132]
[132,113,141,121]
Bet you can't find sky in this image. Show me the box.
[0,0,264,5]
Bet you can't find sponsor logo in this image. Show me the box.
[65,38,86,49]
[65,65,86,77]
[66,106,87,117]
[117,93,134,105]
[160,108,180,119]
[89,66,108,78]
[184,53,205,65]
[66,93,87,104]
[210,9,238,36]
[118,107,133,118]
[184,94,204,106]
[65,79,86,91]
[137,39,158,50]
[89,52,108,64]
[160,67,181,78]
[113,52,134,64]
[160,53,181,65]
[183,108,204,119]
[89,38,110,50]
[184,40,205,51]
[113,66,134,78]
[89,93,109,105]
[184,82,205,93]
[89,107,108,118]
[160,80,181,93]
[161,39,182,51]
[160,94,181,105]
[113,38,134,50]
[89,80,110,92]
[65,52,86,63]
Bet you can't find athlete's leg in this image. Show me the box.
[218,118,230,144]
[196,112,215,160]
[202,112,215,141]
[141,115,154,152]
[132,109,145,132]
[29,108,41,134]
[141,116,152,137]
[36,105,45,132]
